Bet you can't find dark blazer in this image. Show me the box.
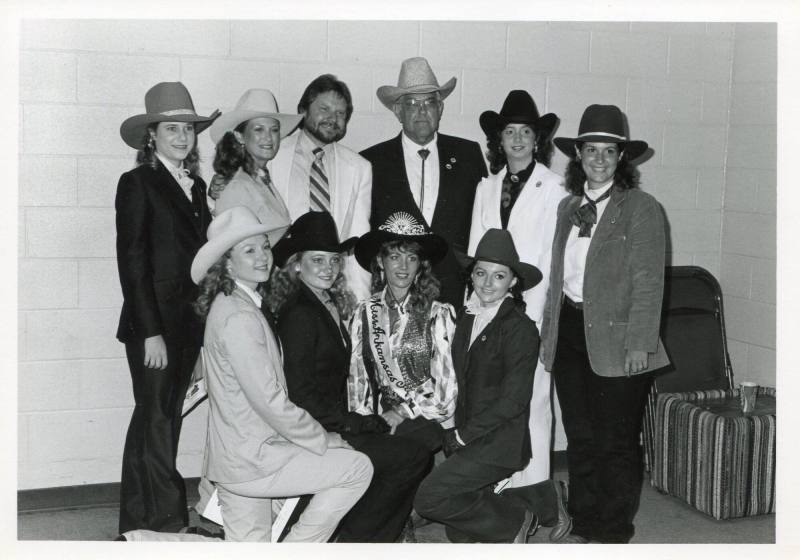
[278,283,351,432]
[451,298,539,470]
[540,187,670,377]
[361,133,488,308]
[115,161,210,347]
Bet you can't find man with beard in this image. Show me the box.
[269,74,372,300]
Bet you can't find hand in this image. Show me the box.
[362,414,390,434]
[624,350,649,375]
[144,335,168,370]
[326,432,354,450]
[380,409,405,435]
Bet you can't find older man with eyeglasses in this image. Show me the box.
[361,57,487,309]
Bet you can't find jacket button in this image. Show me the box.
[480,335,487,342]
[609,321,614,326]
[585,299,590,306]
[587,323,592,328]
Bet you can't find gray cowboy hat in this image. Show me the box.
[376,57,457,111]
[457,228,542,291]
[209,88,302,145]
[554,104,648,160]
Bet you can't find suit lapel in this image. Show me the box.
[299,283,349,353]
[453,312,474,383]
[155,163,199,227]
[430,134,455,230]
[554,195,582,261]
[507,164,546,231]
[586,188,626,271]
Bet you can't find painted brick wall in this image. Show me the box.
[18,20,775,489]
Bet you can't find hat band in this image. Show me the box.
[577,131,627,141]
[159,109,198,117]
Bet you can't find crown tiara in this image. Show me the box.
[378,212,427,236]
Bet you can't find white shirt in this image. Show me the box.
[465,292,509,349]
[401,132,440,224]
[235,281,262,309]
[287,129,337,210]
[563,181,614,303]
[156,152,193,201]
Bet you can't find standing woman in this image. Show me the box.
[349,212,457,453]
[470,90,566,488]
[541,105,670,543]
[115,82,219,533]
[208,88,301,228]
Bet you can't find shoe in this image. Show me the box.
[548,480,573,542]
[560,533,589,544]
[513,510,539,544]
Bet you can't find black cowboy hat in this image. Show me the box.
[354,212,448,271]
[479,90,558,139]
[456,228,542,291]
[272,211,358,267]
[554,104,648,160]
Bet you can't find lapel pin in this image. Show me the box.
[445,163,452,170]
[536,181,542,188]
[480,334,487,342]
[450,157,456,163]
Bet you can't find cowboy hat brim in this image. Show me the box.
[455,251,543,292]
[190,222,289,285]
[376,77,457,111]
[554,135,649,161]
[479,111,558,140]
[354,230,448,272]
[272,236,359,268]
[120,110,220,150]
[209,110,303,145]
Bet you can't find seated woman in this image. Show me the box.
[349,212,457,453]
[272,211,430,542]
[190,206,372,542]
[414,229,569,543]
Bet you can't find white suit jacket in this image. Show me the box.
[468,164,567,326]
[269,130,372,300]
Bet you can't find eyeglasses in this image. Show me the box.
[400,97,440,111]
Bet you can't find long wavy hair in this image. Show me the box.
[211,120,260,179]
[193,250,269,319]
[485,124,553,175]
[464,261,526,310]
[135,123,201,174]
[265,252,356,320]
[369,240,440,313]
[564,141,640,196]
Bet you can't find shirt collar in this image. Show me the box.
[584,180,614,201]
[235,281,262,309]
[300,128,332,154]
[155,152,187,178]
[402,131,438,153]
[464,291,509,317]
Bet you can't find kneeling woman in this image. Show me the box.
[191,206,372,542]
[414,229,546,543]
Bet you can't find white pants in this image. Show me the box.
[506,359,553,487]
[216,447,373,542]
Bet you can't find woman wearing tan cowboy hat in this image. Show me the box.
[540,104,669,543]
[415,229,573,543]
[271,211,430,542]
[191,206,372,542]
[470,90,568,493]
[115,81,219,534]
[208,89,302,229]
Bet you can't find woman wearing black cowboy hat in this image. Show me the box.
[272,211,431,542]
[115,81,219,534]
[540,104,670,543]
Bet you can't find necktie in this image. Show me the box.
[417,148,430,211]
[174,168,194,201]
[309,147,330,212]
[257,167,280,199]
[500,161,536,229]
[570,188,613,238]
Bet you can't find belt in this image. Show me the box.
[563,295,583,310]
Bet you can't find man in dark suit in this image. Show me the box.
[361,57,487,308]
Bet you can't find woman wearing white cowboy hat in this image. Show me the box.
[470,90,568,492]
[115,81,219,534]
[540,104,669,543]
[348,212,457,456]
[208,88,302,231]
[191,206,372,542]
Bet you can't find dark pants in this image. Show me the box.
[394,416,445,452]
[414,454,526,543]
[552,303,652,543]
[336,432,433,542]
[119,340,197,533]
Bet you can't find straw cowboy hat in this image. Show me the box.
[554,104,648,160]
[479,90,558,140]
[355,211,448,271]
[191,206,288,284]
[209,89,302,144]
[119,82,220,149]
[457,228,542,291]
[272,211,359,267]
[376,57,457,111]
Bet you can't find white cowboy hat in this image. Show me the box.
[376,57,457,111]
[191,206,288,284]
[209,89,302,144]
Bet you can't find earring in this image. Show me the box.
[147,136,155,150]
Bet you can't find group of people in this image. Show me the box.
[114,56,669,544]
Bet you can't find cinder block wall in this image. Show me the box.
[18,20,776,489]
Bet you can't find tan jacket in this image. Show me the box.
[202,287,328,484]
[540,187,670,377]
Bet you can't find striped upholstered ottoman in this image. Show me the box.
[651,388,776,520]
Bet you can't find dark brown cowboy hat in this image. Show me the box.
[479,90,557,139]
[554,104,648,160]
[120,82,220,149]
[272,211,358,267]
[354,212,448,271]
[457,229,542,291]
